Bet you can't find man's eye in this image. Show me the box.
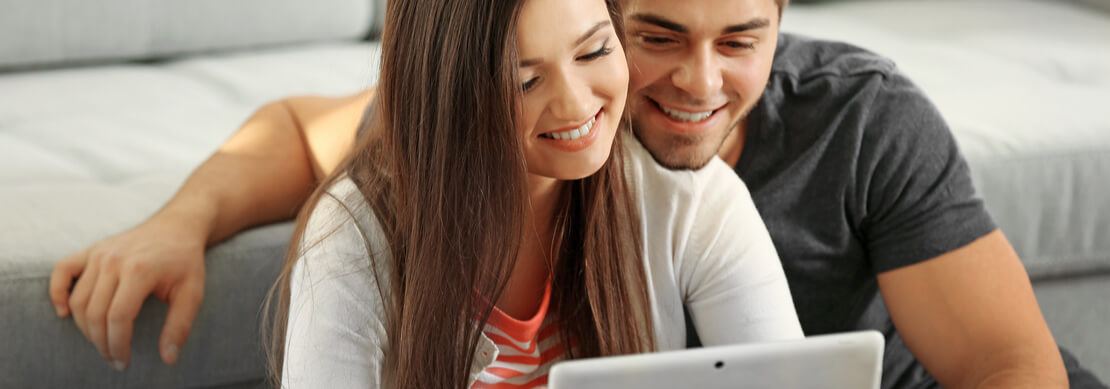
[522,77,540,92]
[722,41,756,50]
[641,36,676,45]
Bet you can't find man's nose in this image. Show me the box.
[671,45,724,101]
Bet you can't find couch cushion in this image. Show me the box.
[0,0,376,70]
[0,41,379,387]
[783,0,1110,280]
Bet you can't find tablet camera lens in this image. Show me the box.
[714,361,724,369]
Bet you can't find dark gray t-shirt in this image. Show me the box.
[733,33,995,388]
[724,33,1109,389]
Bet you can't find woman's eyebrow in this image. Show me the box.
[576,21,611,46]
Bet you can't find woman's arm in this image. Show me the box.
[680,158,804,345]
[49,89,374,370]
[283,180,388,388]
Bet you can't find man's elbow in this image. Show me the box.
[963,348,1068,389]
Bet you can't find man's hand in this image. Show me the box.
[50,215,207,371]
[45,88,371,372]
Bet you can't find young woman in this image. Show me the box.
[268,0,802,387]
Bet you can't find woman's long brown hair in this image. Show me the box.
[264,0,654,387]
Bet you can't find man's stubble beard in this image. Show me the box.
[630,108,749,171]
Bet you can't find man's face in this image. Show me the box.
[623,0,780,169]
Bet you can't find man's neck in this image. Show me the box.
[718,120,748,167]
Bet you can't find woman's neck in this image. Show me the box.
[521,173,562,274]
[494,173,563,319]
[525,174,562,239]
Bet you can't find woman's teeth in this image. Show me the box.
[661,105,713,123]
[541,117,595,140]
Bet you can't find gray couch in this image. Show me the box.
[1,0,1106,387]
[1,1,384,387]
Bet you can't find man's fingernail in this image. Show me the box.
[54,306,64,317]
[163,344,179,363]
[111,360,127,372]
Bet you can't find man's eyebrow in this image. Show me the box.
[723,18,771,34]
[520,21,612,67]
[630,13,687,33]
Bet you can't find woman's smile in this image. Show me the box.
[537,110,603,152]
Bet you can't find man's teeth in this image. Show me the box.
[661,105,713,122]
[542,117,595,140]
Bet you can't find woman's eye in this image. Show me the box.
[578,39,614,61]
[522,77,540,92]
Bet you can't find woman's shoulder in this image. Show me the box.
[621,134,752,208]
[295,175,392,285]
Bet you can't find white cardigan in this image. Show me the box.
[282,137,803,388]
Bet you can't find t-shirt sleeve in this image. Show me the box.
[283,186,389,388]
[681,159,805,345]
[856,71,997,274]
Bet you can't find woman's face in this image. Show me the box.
[517,0,629,181]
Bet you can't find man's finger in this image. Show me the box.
[86,269,120,363]
[68,264,100,341]
[107,274,157,370]
[159,280,203,365]
[49,253,88,317]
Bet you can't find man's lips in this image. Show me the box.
[650,97,727,119]
[645,97,728,133]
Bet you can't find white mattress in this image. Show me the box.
[783,0,1110,278]
[0,41,381,276]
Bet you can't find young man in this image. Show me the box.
[49,0,1104,387]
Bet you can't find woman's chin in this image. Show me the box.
[529,155,611,182]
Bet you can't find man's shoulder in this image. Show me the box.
[759,34,941,142]
[771,33,897,82]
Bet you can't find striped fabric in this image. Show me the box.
[472,283,565,389]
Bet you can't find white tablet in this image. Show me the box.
[548,330,884,389]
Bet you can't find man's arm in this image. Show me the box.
[204,89,375,241]
[878,230,1068,388]
[48,89,373,370]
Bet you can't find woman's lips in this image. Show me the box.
[537,110,603,152]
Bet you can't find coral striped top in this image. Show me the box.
[472,282,564,389]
